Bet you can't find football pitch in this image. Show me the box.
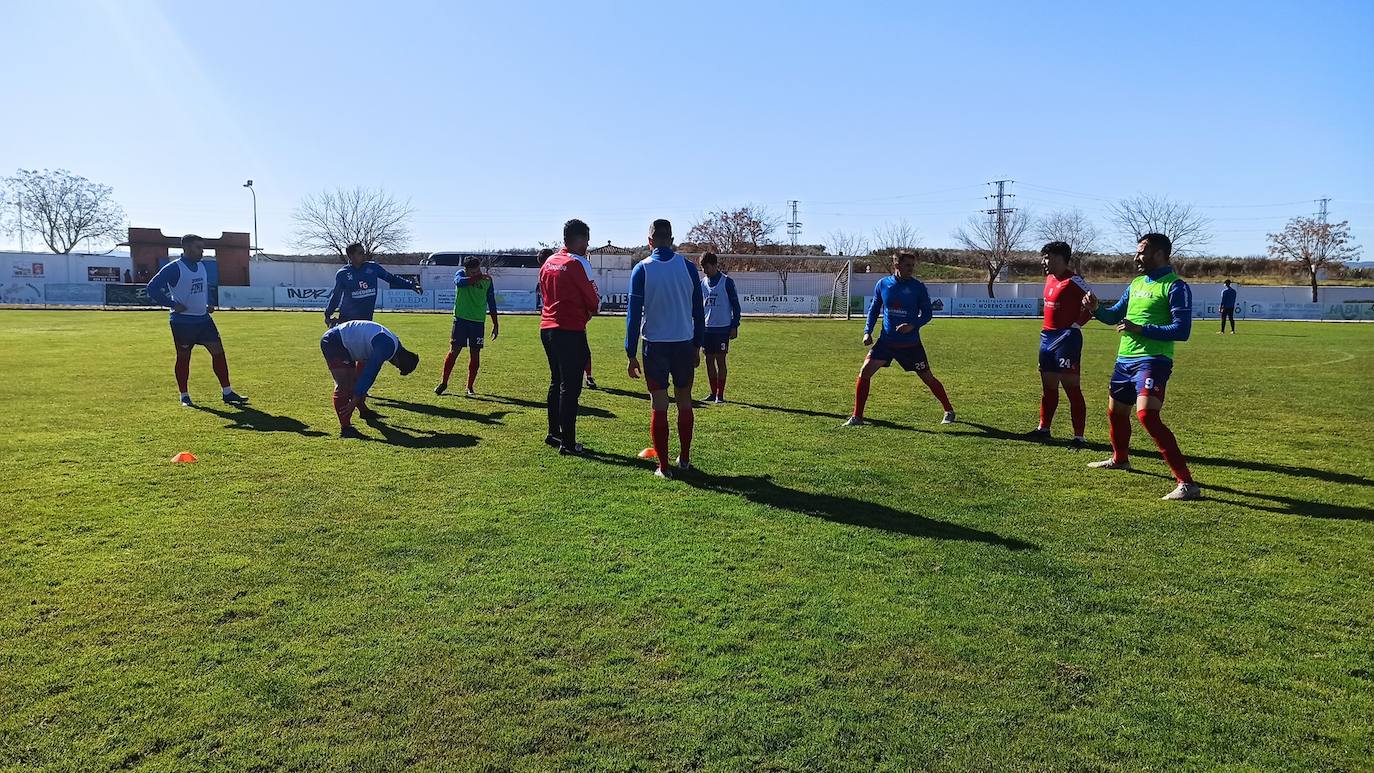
[2,309,1372,771]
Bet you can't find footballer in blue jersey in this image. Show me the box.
[324,242,422,326]
[843,252,955,426]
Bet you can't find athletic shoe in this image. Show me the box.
[544,434,562,448]
[1068,437,1087,451]
[1025,427,1052,441]
[1088,457,1133,470]
[179,394,193,407]
[559,443,586,456]
[357,406,379,420]
[222,391,249,405]
[1162,482,1203,501]
[675,456,692,471]
[941,411,957,425]
[465,388,476,398]
[434,382,448,395]
[585,376,598,389]
[340,426,364,439]
[841,416,866,427]
[700,394,717,404]
[713,397,726,406]
[653,467,674,480]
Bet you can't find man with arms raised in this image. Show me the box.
[320,320,420,438]
[1085,233,1201,500]
[626,219,705,478]
[699,252,741,404]
[1027,241,1092,448]
[539,219,601,455]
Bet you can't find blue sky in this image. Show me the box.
[3,0,1372,256]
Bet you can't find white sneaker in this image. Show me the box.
[1162,482,1202,501]
[1088,457,1133,470]
[675,456,692,471]
[841,416,865,427]
[941,411,956,424]
[653,467,674,480]
[465,388,476,398]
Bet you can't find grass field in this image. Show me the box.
[2,310,1372,771]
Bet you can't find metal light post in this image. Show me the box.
[243,180,259,253]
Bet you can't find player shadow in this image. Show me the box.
[369,397,511,426]
[193,405,328,438]
[360,416,479,449]
[728,400,925,432]
[1124,471,1374,522]
[469,394,617,419]
[949,421,1113,453]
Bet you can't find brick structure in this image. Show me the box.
[126,228,251,285]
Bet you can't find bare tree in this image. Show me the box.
[1107,194,1211,256]
[292,186,413,256]
[872,219,921,253]
[1034,208,1102,259]
[953,210,1033,297]
[2,169,126,253]
[827,229,870,257]
[685,204,780,254]
[1267,216,1362,302]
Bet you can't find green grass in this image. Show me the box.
[2,310,1372,772]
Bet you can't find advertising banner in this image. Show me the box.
[1,282,45,304]
[599,292,630,313]
[104,284,152,306]
[86,266,122,283]
[495,289,537,312]
[12,261,46,278]
[273,286,334,308]
[218,286,274,308]
[381,289,436,310]
[1242,302,1321,320]
[950,297,1037,316]
[44,283,106,305]
[1322,302,1374,321]
[739,294,818,314]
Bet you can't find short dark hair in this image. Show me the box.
[895,251,916,263]
[181,234,203,245]
[700,252,718,266]
[537,248,555,262]
[463,257,482,270]
[563,219,589,243]
[392,346,419,376]
[651,219,673,243]
[1224,279,1232,286]
[1139,233,1172,258]
[1041,241,1072,261]
[345,243,365,256]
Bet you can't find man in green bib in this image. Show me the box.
[1085,233,1201,500]
[436,257,499,397]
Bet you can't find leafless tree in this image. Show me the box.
[1107,194,1211,256]
[828,229,870,257]
[685,204,780,253]
[292,186,413,256]
[2,168,126,253]
[1267,216,1362,301]
[872,219,921,253]
[1034,208,1102,259]
[953,210,1033,297]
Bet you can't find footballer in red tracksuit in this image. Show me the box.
[1030,241,1093,445]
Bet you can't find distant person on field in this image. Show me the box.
[325,242,421,418]
[1026,241,1093,448]
[146,234,249,408]
[698,252,741,404]
[539,219,601,455]
[436,257,498,397]
[1084,233,1200,500]
[1219,279,1237,334]
[626,218,706,478]
[844,252,955,427]
[320,320,419,438]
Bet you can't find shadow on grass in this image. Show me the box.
[370,397,511,425]
[469,393,617,419]
[950,421,1112,453]
[728,399,927,432]
[194,405,328,438]
[360,416,478,449]
[578,450,1035,550]
[1193,482,1373,522]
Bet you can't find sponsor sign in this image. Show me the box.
[218,286,274,308]
[1,282,44,304]
[1240,302,1321,320]
[599,292,630,313]
[930,296,951,315]
[44,283,106,304]
[739,294,818,314]
[273,286,334,308]
[1200,302,1245,318]
[381,289,436,310]
[950,297,1037,316]
[104,283,152,306]
[12,262,45,278]
[1323,301,1374,321]
[86,266,122,283]
[495,289,536,311]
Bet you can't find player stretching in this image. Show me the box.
[146,234,249,407]
[325,242,421,417]
[626,219,705,478]
[1027,241,1092,448]
[320,320,419,438]
[844,252,954,426]
[698,253,740,404]
[1086,233,1201,500]
[436,257,498,397]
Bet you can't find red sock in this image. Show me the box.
[677,405,694,462]
[210,350,231,388]
[467,351,480,391]
[1138,408,1193,484]
[1039,385,1059,429]
[1065,384,1087,438]
[585,352,593,378]
[717,369,727,400]
[441,350,458,383]
[708,376,720,397]
[333,388,355,426]
[853,377,871,419]
[926,377,953,412]
[174,349,191,393]
[651,410,670,472]
[1108,408,1132,463]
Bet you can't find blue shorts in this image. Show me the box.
[868,338,929,372]
[450,318,485,349]
[1038,328,1083,373]
[642,340,696,391]
[320,328,352,366]
[703,328,732,354]
[1110,356,1173,404]
[170,318,221,348]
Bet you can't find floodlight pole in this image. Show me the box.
[243,180,259,253]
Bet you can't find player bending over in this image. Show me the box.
[1027,241,1092,448]
[436,257,498,397]
[146,234,249,407]
[320,320,419,438]
[844,252,954,426]
[698,252,741,405]
[324,242,421,418]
